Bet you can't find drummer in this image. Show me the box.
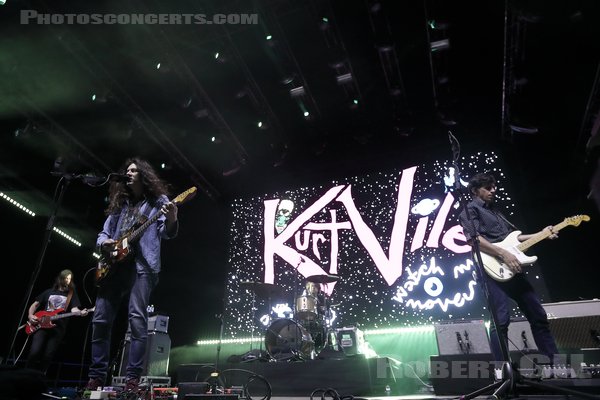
[301,281,327,316]
[304,281,321,297]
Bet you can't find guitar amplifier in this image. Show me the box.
[434,320,491,355]
[119,332,171,376]
[508,319,538,351]
[543,300,600,349]
[148,315,169,333]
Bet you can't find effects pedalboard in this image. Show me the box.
[494,364,600,380]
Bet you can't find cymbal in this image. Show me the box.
[305,274,339,284]
[240,281,285,298]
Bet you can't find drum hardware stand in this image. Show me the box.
[448,132,598,400]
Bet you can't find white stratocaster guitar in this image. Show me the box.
[481,214,590,282]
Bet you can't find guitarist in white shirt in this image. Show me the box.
[459,173,559,363]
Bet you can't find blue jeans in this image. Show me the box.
[89,264,158,380]
[484,273,558,362]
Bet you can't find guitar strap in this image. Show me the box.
[496,211,519,231]
[65,288,74,312]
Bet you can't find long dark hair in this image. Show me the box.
[53,269,74,291]
[105,157,170,215]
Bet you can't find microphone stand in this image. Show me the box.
[5,170,115,365]
[5,173,71,364]
[448,132,598,400]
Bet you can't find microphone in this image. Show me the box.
[110,173,130,182]
[456,332,464,353]
[464,330,471,353]
[521,330,529,349]
[81,174,106,185]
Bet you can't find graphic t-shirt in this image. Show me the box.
[34,288,81,331]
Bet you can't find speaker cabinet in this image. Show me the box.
[119,332,171,376]
[549,316,600,349]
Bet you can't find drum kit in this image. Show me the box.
[241,273,340,361]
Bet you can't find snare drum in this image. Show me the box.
[295,295,318,320]
[265,318,314,359]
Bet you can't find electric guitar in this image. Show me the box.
[95,187,197,285]
[481,215,590,281]
[25,307,95,335]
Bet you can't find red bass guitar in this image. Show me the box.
[25,307,95,335]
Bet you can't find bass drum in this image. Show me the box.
[265,318,314,360]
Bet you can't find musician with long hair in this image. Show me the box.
[26,269,88,374]
[85,158,178,394]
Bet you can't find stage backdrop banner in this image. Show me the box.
[223,152,532,338]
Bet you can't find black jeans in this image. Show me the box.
[27,327,65,374]
[484,273,558,362]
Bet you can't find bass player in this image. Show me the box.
[26,269,89,374]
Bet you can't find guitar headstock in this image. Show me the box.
[565,214,590,226]
[173,187,198,205]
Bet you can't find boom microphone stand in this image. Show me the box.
[5,173,71,365]
[5,169,119,365]
[448,132,599,400]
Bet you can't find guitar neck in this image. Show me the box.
[128,211,162,243]
[126,187,196,243]
[50,311,78,321]
[516,220,569,252]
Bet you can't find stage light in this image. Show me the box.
[322,17,329,22]
[303,111,310,117]
[53,227,82,247]
[266,35,272,40]
[289,86,305,98]
[0,192,35,216]
[430,39,450,52]
[0,1,6,5]
[91,90,109,103]
[156,62,161,69]
[353,99,359,105]
[336,73,353,85]
[257,121,263,128]
[161,163,166,169]
[509,124,538,134]
[92,252,101,259]
[214,52,220,59]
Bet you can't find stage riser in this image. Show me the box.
[177,357,401,396]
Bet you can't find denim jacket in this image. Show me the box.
[96,194,178,273]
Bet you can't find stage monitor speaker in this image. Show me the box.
[119,332,171,376]
[508,319,538,352]
[429,353,496,395]
[434,320,491,355]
